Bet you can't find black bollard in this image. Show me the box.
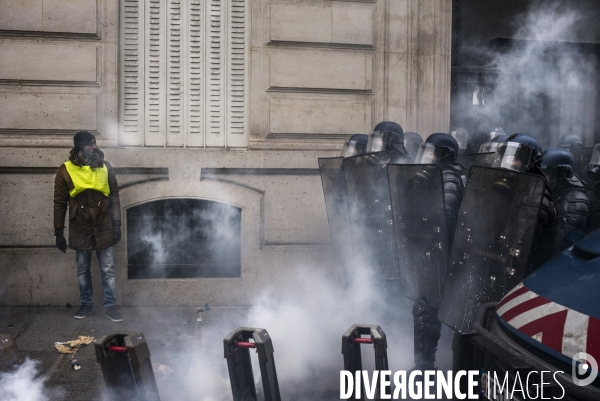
[224,327,281,401]
[95,332,160,401]
[342,324,389,400]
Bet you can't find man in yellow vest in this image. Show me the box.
[53,131,123,322]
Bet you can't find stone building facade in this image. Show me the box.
[0,0,452,306]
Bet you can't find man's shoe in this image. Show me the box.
[105,307,123,322]
[74,304,93,319]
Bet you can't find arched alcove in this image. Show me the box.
[126,198,242,279]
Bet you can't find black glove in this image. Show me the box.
[113,222,122,245]
[55,228,67,253]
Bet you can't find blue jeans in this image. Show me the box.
[76,246,117,308]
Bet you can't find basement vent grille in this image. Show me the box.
[126,199,242,279]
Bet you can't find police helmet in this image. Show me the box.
[341,134,368,157]
[415,133,459,164]
[492,133,543,172]
[367,121,404,153]
[541,147,575,183]
[557,134,584,150]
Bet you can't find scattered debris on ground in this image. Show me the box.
[70,359,81,370]
[54,336,95,354]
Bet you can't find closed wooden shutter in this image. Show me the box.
[119,0,247,148]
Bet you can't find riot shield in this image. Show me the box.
[439,166,545,332]
[343,152,399,280]
[388,164,449,307]
[457,152,495,172]
[318,157,353,268]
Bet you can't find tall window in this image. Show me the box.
[120,0,247,147]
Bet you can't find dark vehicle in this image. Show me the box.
[454,229,600,400]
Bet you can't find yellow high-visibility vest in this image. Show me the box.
[64,161,110,197]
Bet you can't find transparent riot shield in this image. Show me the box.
[343,152,399,281]
[387,164,448,306]
[439,166,545,332]
[457,152,495,172]
[318,157,353,268]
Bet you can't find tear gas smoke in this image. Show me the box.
[0,358,61,401]
[455,0,599,148]
[121,182,424,399]
[123,158,450,399]
[169,264,417,400]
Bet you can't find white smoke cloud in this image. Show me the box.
[166,263,415,400]
[0,359,60,401]
[456,0,597,148]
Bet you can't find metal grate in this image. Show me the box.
[571,246,600,261]
[126,199,242,279]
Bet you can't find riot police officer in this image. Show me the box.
[417,134,465,240]
[584,145,600,233]
[557,134,587,180]
[369,121,413,163]
[541,148,590,251]
[492,133,557,274]
[410,133,465,370]
[557,134,584,150]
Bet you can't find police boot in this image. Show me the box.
[412,298,442,371]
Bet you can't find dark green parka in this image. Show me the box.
[53,148,121,250]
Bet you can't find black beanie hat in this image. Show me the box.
[73,131,95,154]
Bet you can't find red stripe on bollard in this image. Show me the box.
[236,341,257,348]
[107,345,128,353]
[352,338,374,344]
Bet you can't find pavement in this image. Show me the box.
[1,305,453,401]
[0,305,251,401]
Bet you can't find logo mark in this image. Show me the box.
[572,352,599,387]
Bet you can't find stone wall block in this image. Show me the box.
[269,98,371,135]
[0,0,43,31]
[0,94,97,131]
[0,0,96,33]
[269,2,374,45]
[0,42,97,82]
[269,50,373,91]
[270,3,331,43]
[42,0,97,33]
[331,5,374,45]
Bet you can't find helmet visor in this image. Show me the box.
[492,142,534,172]
[404,139,422,159]
[366,131,402,153]
[366,131,387,153]
[341,138,366,158]
[415,143,445,164]
[488,130,505,141]
[478,142,501,153]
